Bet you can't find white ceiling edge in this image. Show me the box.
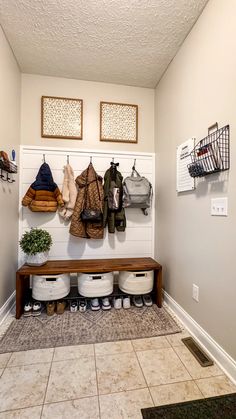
[21,71,155,91]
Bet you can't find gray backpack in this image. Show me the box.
[123,167,152,215]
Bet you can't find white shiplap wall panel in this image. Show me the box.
[23,226,153,243]
[19,146,155,265]
[45,240,153,259]
[22,207,153,229]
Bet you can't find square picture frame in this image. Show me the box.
[41,96,83,139]
[100,101,138,143]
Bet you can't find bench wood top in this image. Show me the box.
[17,257,161,275]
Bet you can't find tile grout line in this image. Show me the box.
[171,343,228,398]
[167,334,226,382]
[134,342,209,390]
[5,360,56,369]
[193,378,206,399]
[0,351,14,377]
[39,404,44,418]
[147,377,199,391]
[81,350,133,358]
[51,346,56,363]
[131,341,155,407]
[3,347,55,369]
[0,385,175,417]
[5,352,13,368]
[172,343,226,383]
[40,348,55,418]
[99,385,148,398]
[133,344,203,403]
[171,344,198,381]
[93,344,102,419]
[1,361,9,378]
[133,339,211,404]
[39,394,102,408]
[0,403,44,415]
[52,355,95,363]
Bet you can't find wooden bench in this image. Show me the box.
[16,257,162,319]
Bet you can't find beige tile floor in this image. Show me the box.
[0,318,236,418]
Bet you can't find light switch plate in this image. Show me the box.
[211,197,228,216]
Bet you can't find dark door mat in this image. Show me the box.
[141,393,236,419]
[0,305,181,353]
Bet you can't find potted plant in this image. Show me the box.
[19,228,52,266]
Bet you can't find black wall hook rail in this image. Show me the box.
[0,169,16,183]
[6,173,15,183]
[0,169,7,181]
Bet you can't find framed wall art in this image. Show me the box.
[41,96,83,139]
[100,101,138,143]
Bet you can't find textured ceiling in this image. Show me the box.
[0,0,208,88]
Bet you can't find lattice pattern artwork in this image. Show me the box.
[41,96,83,139]
[100,102,138,143]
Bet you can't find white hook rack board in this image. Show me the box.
[18,145,155,265]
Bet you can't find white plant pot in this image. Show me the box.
[26,251,49,266]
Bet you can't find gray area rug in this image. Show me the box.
[0,305,181,353]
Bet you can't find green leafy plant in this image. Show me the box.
[19,228,52,255]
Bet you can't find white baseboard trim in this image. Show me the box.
[164,291,236,384]
[0,291,15,326]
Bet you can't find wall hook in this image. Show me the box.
[43,154,46,163]
[132,158,136,170]
[67,155,70,164]
[0,169,7,181]
[7,173,15,183]
[90,156,92,163]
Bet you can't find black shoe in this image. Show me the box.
[24,301,33,317]
[32,301,42,316]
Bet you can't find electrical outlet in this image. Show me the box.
[192,284,199,302]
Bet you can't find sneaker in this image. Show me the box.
[113,297,122,309]
[32,301,42,316]
[79,299,87,313]
[133,296,143,308]
[91,298,100,311]
[56,300,66,315]
[70,301,78,312]
[123,296,131,309]
[102,297,111,310]
[46,301,55,316]
[24,302,32,317]
[143,295,153,307]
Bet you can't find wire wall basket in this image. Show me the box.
[0,158,17,174]
[188,124,230,178]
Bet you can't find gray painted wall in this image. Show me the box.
[155,0,236,361]
[0,26,21,307]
